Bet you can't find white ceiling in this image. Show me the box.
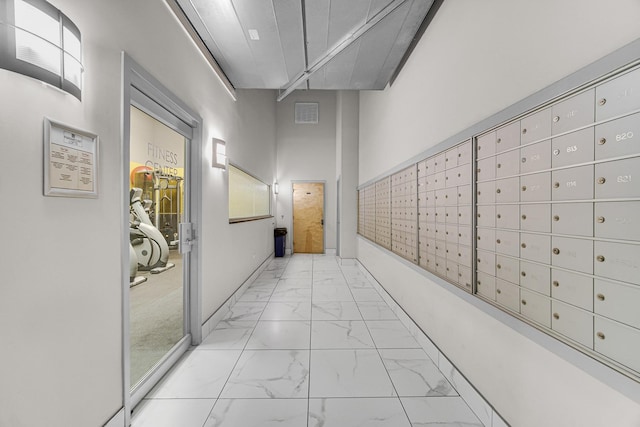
[174,0,435,95]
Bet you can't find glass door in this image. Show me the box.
[128,101,191,393]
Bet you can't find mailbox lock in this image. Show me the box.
[497,289,502,294]
[496,188,501,194]
[553,248,560,255]
[597,293,605,301]
[597,177,606,184]
[497,163,502,169]
[477,213,481,218]
[522,186,527,191]
[553,149,560,156]
[497,263,502,269]
[477,280,482,286]
[553,182,560,188]
[597,216,605,223]
[521,271,527,277]
[477,236,481,240]
[497,138,502,144]
[496,239,501,244]
[477,168,482,174]
[554,115,561,123]
[598,138,606,145]
[552,281,559,287]
[596,255,605,262]
[598,98,607,106]
[521,299,527,305]
[521,157,527,163]
[521,243,527,249]
[597,332,606,340]
[553,313,560,320]
[497,214,502,219]
[522,128,527,135]
[521,214,527,220]
[553,215,560,221]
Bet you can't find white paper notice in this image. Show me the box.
[48,126,96,193]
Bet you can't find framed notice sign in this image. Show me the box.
[44,118,99,198]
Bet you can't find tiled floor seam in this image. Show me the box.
[354,258,502,427]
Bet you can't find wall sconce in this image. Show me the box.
[0,0,83,100]
[212,138,227,169]
[273,182,279,195]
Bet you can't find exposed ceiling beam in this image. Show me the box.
[277,0,409,102]
[389,0,443,86]
[165,0,237,101]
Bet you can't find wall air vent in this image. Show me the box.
[295,102,319,124]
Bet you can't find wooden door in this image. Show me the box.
[293,182,324,253]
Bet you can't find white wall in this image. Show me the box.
[276,90,337,252]
[0,1,276,426]
[358,0,640,426]
[336,91,359,259]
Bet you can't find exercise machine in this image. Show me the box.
[129,242,147,287]
[129,187,175,274]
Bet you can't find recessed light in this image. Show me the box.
[248,29,260,40]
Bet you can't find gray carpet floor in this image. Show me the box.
[130,250,184,386]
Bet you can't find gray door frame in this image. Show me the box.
[121,53,203,424]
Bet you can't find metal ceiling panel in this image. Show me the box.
[303,0,330,68]
[187,0,258,87]
[172,0,437,92]
[230,0,289,87]
[348,0,412,89]
[312,39,363,89]
[373,0,434,88]
[272,0,306,81]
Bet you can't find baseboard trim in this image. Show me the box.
[103,407,125,427]
[201,253,274,338]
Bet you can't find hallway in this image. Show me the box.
[131,254,483,426]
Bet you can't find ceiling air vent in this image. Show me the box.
[295,102,319,124]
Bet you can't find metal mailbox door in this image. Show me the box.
[551,128,595,168]
[521,108,552,145]
[520,261,551,295]
[595,67,640,121]
[477,131,497,158]
[496,149,521,178]
[595,201,640,241]
[551,165,594,201]
[521,172,551,202]
[551,89,595,135]
[521,140,551,174]
[551,202,594,236]
[551,236,594,274]
[520,203,551,232]
[495,229,520,257]
[594,240,640,285]
[594,112,640,161]
[551,268,593,310]
[520,232,551,264]
[496,204,520,229]
[496,121,521,153]
[595,157,640,199]
[495,177,520,203]
[477,156,496,181]
[496,254,520,284]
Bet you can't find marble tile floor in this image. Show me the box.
[132,254,484,427]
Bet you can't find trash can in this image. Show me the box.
[274,227,287,257]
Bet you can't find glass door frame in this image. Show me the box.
[121,53,203,424]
